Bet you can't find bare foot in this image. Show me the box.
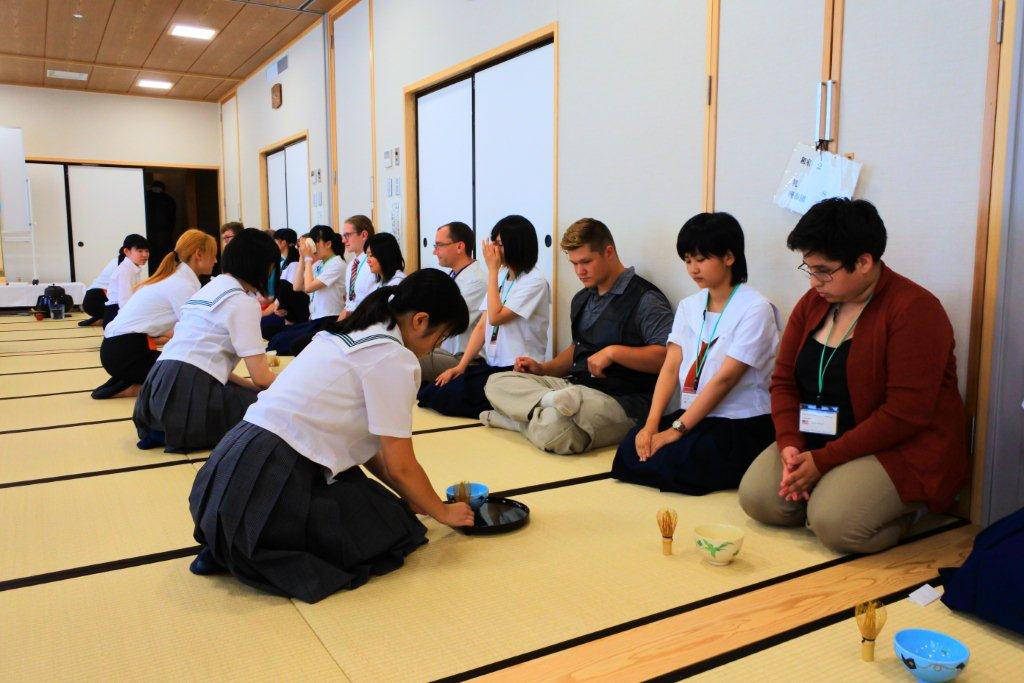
[113,384,141,399]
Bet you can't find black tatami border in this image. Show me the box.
[434,518,969,683]
[0,389,93,401]
[0,333,103,342]
[0,365,102,377]
[0,416,132,436]
[0,547,203,592]
[0,347,101,357]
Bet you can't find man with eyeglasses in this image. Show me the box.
[420,221,486,382]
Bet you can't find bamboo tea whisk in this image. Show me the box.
[454,481,471,505]
[656,509,678,555]
[855,600,887,661]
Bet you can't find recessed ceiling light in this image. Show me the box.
[138,79,173,90]
[171,24,216,40]
[73,13,83,19]
[47,69,89,81]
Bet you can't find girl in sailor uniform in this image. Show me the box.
[133,229,280,453]
[188,268,475,603]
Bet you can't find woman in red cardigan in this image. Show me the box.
[738,198,967,553]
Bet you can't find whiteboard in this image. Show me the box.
[68,166,145,284]
[27,163,70,282]
[0,126,30,234]
[267,149,287,231]
[474,43,555,353]
[416,77,473,270]
[285,139,310,233]
[333,0,374,220]
[221,97,241,222]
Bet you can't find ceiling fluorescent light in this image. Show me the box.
[138,79,173,90]
[171,24,216,40]
[46,69,89,81]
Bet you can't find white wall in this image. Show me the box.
[371,0,707,345]
[0,84,220,166]
[230,23,331,228]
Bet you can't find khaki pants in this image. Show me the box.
[419,350,462,384]
[483,372,635,455]
[738,443,925,554]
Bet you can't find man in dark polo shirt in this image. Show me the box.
[482,218,674,454]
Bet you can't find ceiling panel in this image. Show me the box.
[87,64,139,92]
[46,0,117,62]
[94,0,182,67]
[0,0,48,57]
[189,5,297,77]
[0,56,45,86]
[143,0,243,73]
[204,79,236,102]
[229,13,319,78]
[169,74,221,100]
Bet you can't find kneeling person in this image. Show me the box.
[483,218,673,454]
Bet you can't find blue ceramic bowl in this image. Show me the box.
[893,629,970,682]
[445,482,489,510]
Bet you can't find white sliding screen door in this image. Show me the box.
[416,77,474,270]
[285,139,310,233]
[715,0,826,319]
[221,97,241,221]
[267,149,288,231]
[26,163,70,282]
[474,43,555,291]
[68,165,145,284]
[333,0,374,220]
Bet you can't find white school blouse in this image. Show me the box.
[89,257,119,291]
[106,259,144,308]
[243,323,420,479]
[308,255,346,320]
[104,263,201,338]
[158,274,266,384]
[343,252,378,312]
[441,260,486,356]
[281,261,300,288]
[378,271,405,288]
[479,266,550,367]
[667,283,782,419]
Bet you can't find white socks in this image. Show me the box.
[539,386,582,417]
[479,410,523,432]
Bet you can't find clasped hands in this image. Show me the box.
[778,445,821,501]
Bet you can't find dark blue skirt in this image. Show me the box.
[612,411,775,495]
[416,362,511,419]
[189,421,428,603]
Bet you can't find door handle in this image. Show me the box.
[77,241,84,247]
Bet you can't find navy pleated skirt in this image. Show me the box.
[612,411,775,495]
[189,421,428,603]
[416,362,511,419]
[133,359,258,453]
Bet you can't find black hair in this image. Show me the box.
[118,234,150,263]
[309,225,343,257]
[365,232,405,283]
[274,228,299,265]
[676,213,747,285]
[443,221,476,258]
[491,215,538,276]
[151,180,166,191]
[786,197,887,271]
[221,228,280,296]
[327,268,469,342]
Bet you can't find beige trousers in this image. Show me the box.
[483,372,635,455]
[418,350,462,384]
[738,443,925,554]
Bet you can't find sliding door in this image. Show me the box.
[26,163,70,282]
[267,149,288,231]
[333,0,374,221]
[68,166,145,283]
[285,139,310,233]
[222,96,241,222]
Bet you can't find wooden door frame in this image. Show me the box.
[258,130,310,231]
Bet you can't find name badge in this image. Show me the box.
[679,391,697,409]
[799,404,838,436]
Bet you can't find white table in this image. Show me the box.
[0,282,87,307]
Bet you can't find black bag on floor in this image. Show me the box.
[35,285,74,317]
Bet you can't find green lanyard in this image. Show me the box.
[816,296,872,400]
[314,254,336,279]
[693,285,738,385]
[489,272,513,343]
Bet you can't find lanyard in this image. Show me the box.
[693,285,738,386]
[314,254,336,279]
[816,296,872,399]
[347,255,366,300]
[489,272,513,343]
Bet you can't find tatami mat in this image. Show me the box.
[0,393,133,432]
[0,422,201,485]
[0,366,109,399]
[690,588,1024,681]
[0,466,197,582]
[0,558,346,681]
[0,327,102,341]
[0,350,100,374]
[292,479,841,682]
[0,336,103,353]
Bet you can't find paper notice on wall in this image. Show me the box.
[774,143,862,215]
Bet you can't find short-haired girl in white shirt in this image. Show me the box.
[417,215,550,418]
[92,229,218,400]
[266,224,346,356]
[133,229,280,454]
[102,234,150,327]
[188,268,475,602]
[365,231,406,288]
[612,213,781,494]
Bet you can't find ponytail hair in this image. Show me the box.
[327,268,468,341]
[117,233,148,264]
[137,229,216,290]
[309,224,343,257]
[274,228,300,265]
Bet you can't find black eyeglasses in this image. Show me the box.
[433,241,455,249]
[797,262,844,282]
